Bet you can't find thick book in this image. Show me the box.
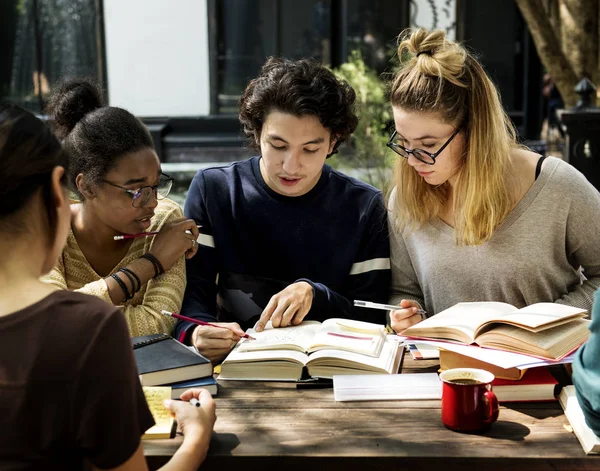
[334,373,442,402]
[142,386,177,440]
[132,333,213,386]
[559,385,600,454]
[401,301,589,360]
[219,319,402,381]
[491,367,558,402]
[236,318,387,357]
[439,348,527,380]
[165,376,218,399]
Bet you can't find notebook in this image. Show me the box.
[141,386,177,440]
[132,333,213,386]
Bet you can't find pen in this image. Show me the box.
[114,225,203,241]
[189,398,201,407]
[354,300,427,317]
[160,310,256,340]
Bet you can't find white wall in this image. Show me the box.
[103,0,210,117]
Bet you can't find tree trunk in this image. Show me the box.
[516,0,579,107]
[559,0,598,81]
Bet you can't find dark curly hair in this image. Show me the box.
[0,102,68,241]
[238,57,358,157]
[45,77,154,200]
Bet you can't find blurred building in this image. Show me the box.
[0,0,543,163]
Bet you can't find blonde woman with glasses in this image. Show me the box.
[387,29,600,333]
[41,78,199,337]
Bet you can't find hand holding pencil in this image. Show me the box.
[122,218,200,272]
[369,299,427,333]
[161,310,251,364]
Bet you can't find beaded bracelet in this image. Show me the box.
[111,272,132,301]
[140,253,165,278]
[119,267,141,293]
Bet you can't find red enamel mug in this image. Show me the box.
[439,368,499,433]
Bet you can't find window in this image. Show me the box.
[0,0,103,114]
[211,0,409,113]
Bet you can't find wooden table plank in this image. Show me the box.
[144,351,600,470]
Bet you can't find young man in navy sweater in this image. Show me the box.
[175,57,391,363]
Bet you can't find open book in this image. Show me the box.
[219,319,402,381]
[401,302,590,360]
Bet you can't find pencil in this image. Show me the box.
[114,225,203,241]
[113,231,159,240]
[160,310,255,340]
[354,299,427,317]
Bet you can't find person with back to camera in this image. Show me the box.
[573,288,600,437]
[41,78,200,337]
[0,102,216,470]
[175,57,391,363]
[385,29,600,333]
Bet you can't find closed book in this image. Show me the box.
[439,348,527,380]
[166,376,218,399]
[492,367,558,403]
[334,373,442,402]
[132,333,213,386]
[559,385,600,454]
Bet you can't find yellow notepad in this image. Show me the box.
[142,386,177,440]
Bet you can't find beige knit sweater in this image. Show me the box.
[42,198,185,337]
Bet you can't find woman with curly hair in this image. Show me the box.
[175,57,391,363]
[385,29,600,333]
[41,78,200,337]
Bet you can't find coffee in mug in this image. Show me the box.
[439,368,499,433]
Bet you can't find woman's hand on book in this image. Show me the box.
[390,299,425,333]
[150,217,200,270]
[164,388,216,460]
[254,281,314,332]
[191,322,245,363]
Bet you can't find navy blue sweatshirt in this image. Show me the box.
[175,156,391,343]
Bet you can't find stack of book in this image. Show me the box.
[219,318,403,381]
[132,333,217,398]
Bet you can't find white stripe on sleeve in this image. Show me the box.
[349,257,391,275]
[196,233,215,248]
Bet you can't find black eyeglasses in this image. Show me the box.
[386,128,461,165]
[103,173,174,208]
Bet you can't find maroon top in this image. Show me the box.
[0,290,154,470]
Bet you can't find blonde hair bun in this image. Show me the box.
[398,28,466,86]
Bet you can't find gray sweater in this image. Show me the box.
[389,157,600,315]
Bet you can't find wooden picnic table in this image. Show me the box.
[144,351,599,470]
